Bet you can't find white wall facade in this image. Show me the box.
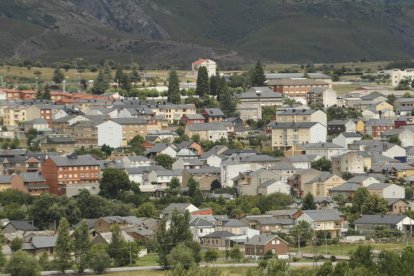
[97,120,123,148]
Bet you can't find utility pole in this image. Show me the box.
[129,242,132,265]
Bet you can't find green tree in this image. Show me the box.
[89,244,111,274]
[107,224,131,267]
[349,245,376,271]
[167,243,196,270]
[353,187,370,214]
[40,84,51,100]
[155,154,175,169]
[55,217,73,273]
[129,64,141,83]
[311,157,331,171]
[187,177,199,197]
[302,193,317,210]
[114,64,124,83]
[386,94,397,107]
[136,202,158,218]
[99,168,131,199]
[10,237,23,253]
[229,245,242,262]
[261,258,290,276]
[119,73,131,92]
[219,87,237,117]
[155,219,173,267]
[93,68,110,94]
[103,62,113,83]
[73,220,92,273]
[204,248,219,262]
[5,251,41,276]
[209,75,218,96]
[377,250,401,276]
[251,61,266,86]
[167,70,181,104]
[128,135,145,155]
[52,68,65,84]
[196,66,210,97]
[361,194,388,215]
[388,135,402,146]
[317,261,334,276]
[289,221,314,247]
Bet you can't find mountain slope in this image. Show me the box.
[1,0,414,66]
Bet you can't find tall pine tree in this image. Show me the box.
[251,61,266,86]
[93,68,109,94]
[55,217,73,273]
[209,75,218,96]
[107,224,130,266]
[114,65,124,83]
[52,67,65,84]
[43,85,51,100]
[73,220,92,273]
[103,62,113,83]
[219,87,237,117]
[167,70,181,104]
[196,66,210,97]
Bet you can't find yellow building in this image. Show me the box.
[0,175,12,191]
[3,105,29,127]
[302,172,346,197]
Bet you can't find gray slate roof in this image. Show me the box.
[302,210,342,221]
[203,231,234,238]
[354,215,406,225]
[245,234,288,246]
[4,221,39,231]
[49,154,99,167]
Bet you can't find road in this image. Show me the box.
[40,262,328,275]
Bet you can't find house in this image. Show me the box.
[125,165,165,191]
[10,172,48,196]
[96,118,155,148]
[287,168,322,197]
[122,156,155,168]
[354,215,414,236]
[172,158,203,170]
[390,69,414,87]
[41,153,100,196]
[268,161,296,182]
[365,119,395,139]
[381,127,414,148]
[349,140,406,161]
[23,118,50,132]
[329,183,362,200]
[296,209,345,238]
[367,183,405,199]
[160,203,199,219]
[301,142,347,159]
[181,167,221,191]
[287,155,318,170]
[173,140,204,156]
[347,175,381,187]
[385,198,411,214]
[185,122,231,142]
[220,219,249,235]
[245,235,289,260]
[221,154,279,188]
[236,89,283,121]
[146,130,178,143]
[155,104,196,124]
[192,59,217,77]
[327,120,356,135]
[382,163,414,179]
[267,79,330,104]
[241,215,294,234]
[23,235,57,256]
[331,151,365,176]
[0,175,12,191]
[302,172,346,198]
[232,169,281,196]
[201,108,226,123]
[93,231,135,245]
[2,221,39,234]
[271,122,327,152]
[258,179,291,196]
[306,87,337,108]
[199,231,234,250]
[332,132,362,148]
[275,108,327,127]
[180,114,206,125]
[190,217,215,240]
[147,170,182,190]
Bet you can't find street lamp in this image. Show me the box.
[256,90,262,120]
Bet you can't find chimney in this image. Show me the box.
[258,236,261,242]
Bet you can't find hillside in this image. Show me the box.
[1,0,414,67]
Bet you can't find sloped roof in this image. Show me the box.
[49,154,99,167]
[354,215,406,225]
[245,234,288,246]
[190,217,215,227]
[203,231,234,238]
[301,210,342,222]
[5,221,38,231]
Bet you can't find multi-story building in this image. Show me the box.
[296,209,345,238]
[390,69,414,87]
[155,104,196,124]
[236,88,283,121]
[365,119,395,139]
[271,122,327,150]
[302,172,346,198]
[41,153,100,196]
[306,87,337,108]
[185,122,232,142]
[2,104,29,127]
[331,151,365,175]
[192,59,217,77]
[275,109,327,127]
[10,172,48,196]
[267,79,330,104]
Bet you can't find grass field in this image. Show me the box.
[291,240,414,256]
[104,267,255,276]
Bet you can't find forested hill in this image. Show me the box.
[1,0,414,66]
